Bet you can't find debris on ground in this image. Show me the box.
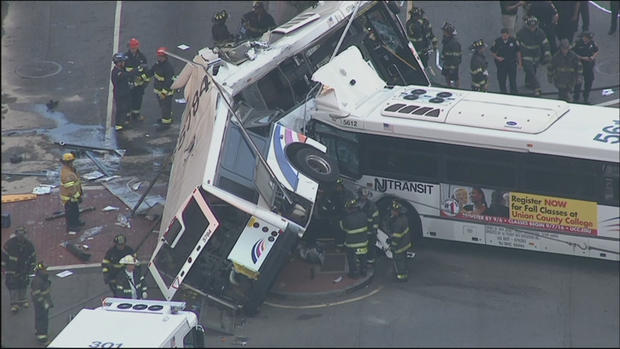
[55,270,73,278]
[232,336,248,346]
[78,226,103,242]
[102,206,120,212]
[32,185,54,195]
[115,213,131,228]
[60,241,91,261]
[82,170,104,181]
[296,241,325,265]
[333,276,343,283]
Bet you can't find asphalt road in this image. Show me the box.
[1,1,619,347]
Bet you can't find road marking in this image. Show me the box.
[596,99,619,107]
[264,285,383,309]
[105,0,122,141]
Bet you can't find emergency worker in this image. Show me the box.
[490,28,522,94]
[150,47,176,127]
[241,1,276,39]
[332,178,353,249]
[1,226,36,313]
[339,198,369,279]
[212,10,234,46]
[406,6,438,67]
[357,187,379,265]
[547,38,582,102]
[111,52,132,131]
[525,0,559,55]
[516,16,551,96]
[31,262,53,343]
[386,200,412,282]
[60,152,84,231]
[102,234,135,294]
[440,22,462,88]
[470,39,489,92]
[114,254,148,299]
[572,31,598,104]
[125,38,150,122]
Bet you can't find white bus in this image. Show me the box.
[305,46,620,261]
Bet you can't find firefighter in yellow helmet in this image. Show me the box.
[59,152,85,231]
[387,200,412,282]
[339,198,369,279]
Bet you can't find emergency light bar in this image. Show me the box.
[102,297,187,314]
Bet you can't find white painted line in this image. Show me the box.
[596,98,620,107]
[48,263,101,271]
[105,1,123,141]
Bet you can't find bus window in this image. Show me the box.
[278,54,317,104]
[601,163,619,205]
[335,140,360,178]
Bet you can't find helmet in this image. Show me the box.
[391,200,402,211]
[559,38,570,50]
[35,262,47,272]
[441,22,456,36]
[156,47,167,56]
[344,198,359,209]
[114,234,127,245]
[580,31,593,39]
[525,16,538,27]
[253,1,264,9]
[15,226,26,235]
[62,152,75,162]
[357,187,371,198]
[410,7,424,17]
[129,38,140,49]
[336,178,344,185]
[119,254,136,265]
[112,52,127,64]
[470,39,486,50]
[213,10,228,22]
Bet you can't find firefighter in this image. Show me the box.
[357,187,379,265]
[405,6,438,67]
[150,47,176,127]
[212,10,234,47]
[31,262,53,343]
[386,200,412,282]
[111,52,132,131]
[1,226,36,313]
[114,254,148,299]
[470,39,489,92]
[516,16,551,96]
[241,1,276,39]
[60,152,85,232]
[572,31,598,104]
[125,38,150,122]
[547,38,582,102]
[440,22,462,88]
[332,178,353,250]
[102,234,135,295]
[339,198,369,279]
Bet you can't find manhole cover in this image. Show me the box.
[15,60,62,79]
[320,254,346,272]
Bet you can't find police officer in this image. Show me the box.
[516,16,551,96]
[406,6,438,67]
[114,254,148,299]
[212,10,234,47]
[490,28,522,94]
[102,234,135,294]
[547,38,582,102]
[241,1,276,39]
[1,226,36,313]
[470,39,489,92]
[150,47,176,127]
[440,22,462,88]
[111,52,132,131]
[60,152,85,232]
[386,201,412,282]
[357,187,379,266]
[572,31,598,104]
[339,198,369,279]
[31,262,53,343]
[125,38,150,122]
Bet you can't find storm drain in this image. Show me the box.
[319,254,346,273]
[15,60,62,79]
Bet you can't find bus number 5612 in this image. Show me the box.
[593,120,620,144]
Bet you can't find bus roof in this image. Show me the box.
[311,46,619,163]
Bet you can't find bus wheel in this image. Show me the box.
[291,147,339,184]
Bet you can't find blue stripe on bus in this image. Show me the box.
[273,124,299,191]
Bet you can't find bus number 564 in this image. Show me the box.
[594,120,620,144]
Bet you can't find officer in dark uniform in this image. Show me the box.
[490,28,522,94]
[212,10,234,47]
[1,226,36,313]
[31,262,53,343]
[516,16,551,96]
[241,1,276,39]
[357,187,379,265]
[548,38,582,102]
[470,39,489,92]
[406,6,438,67]
[125,38,150,122]
[339,198,369,279]
[150,47,176,127]
[102,234,135,294]
[111,52,132,131]
[386,200,412,282]
[440,22,462,88]
[572,31,598,104]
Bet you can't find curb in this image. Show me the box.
[268,269,375,300]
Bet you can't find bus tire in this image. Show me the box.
[290,146,339,184]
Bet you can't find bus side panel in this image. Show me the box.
[423,217,485,244]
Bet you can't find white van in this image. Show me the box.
[47,298,204,348]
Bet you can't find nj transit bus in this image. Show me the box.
[306,46,619,261]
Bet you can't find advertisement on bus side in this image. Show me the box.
[440,184,598,235]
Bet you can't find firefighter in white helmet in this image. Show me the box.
[114,254,148,299]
